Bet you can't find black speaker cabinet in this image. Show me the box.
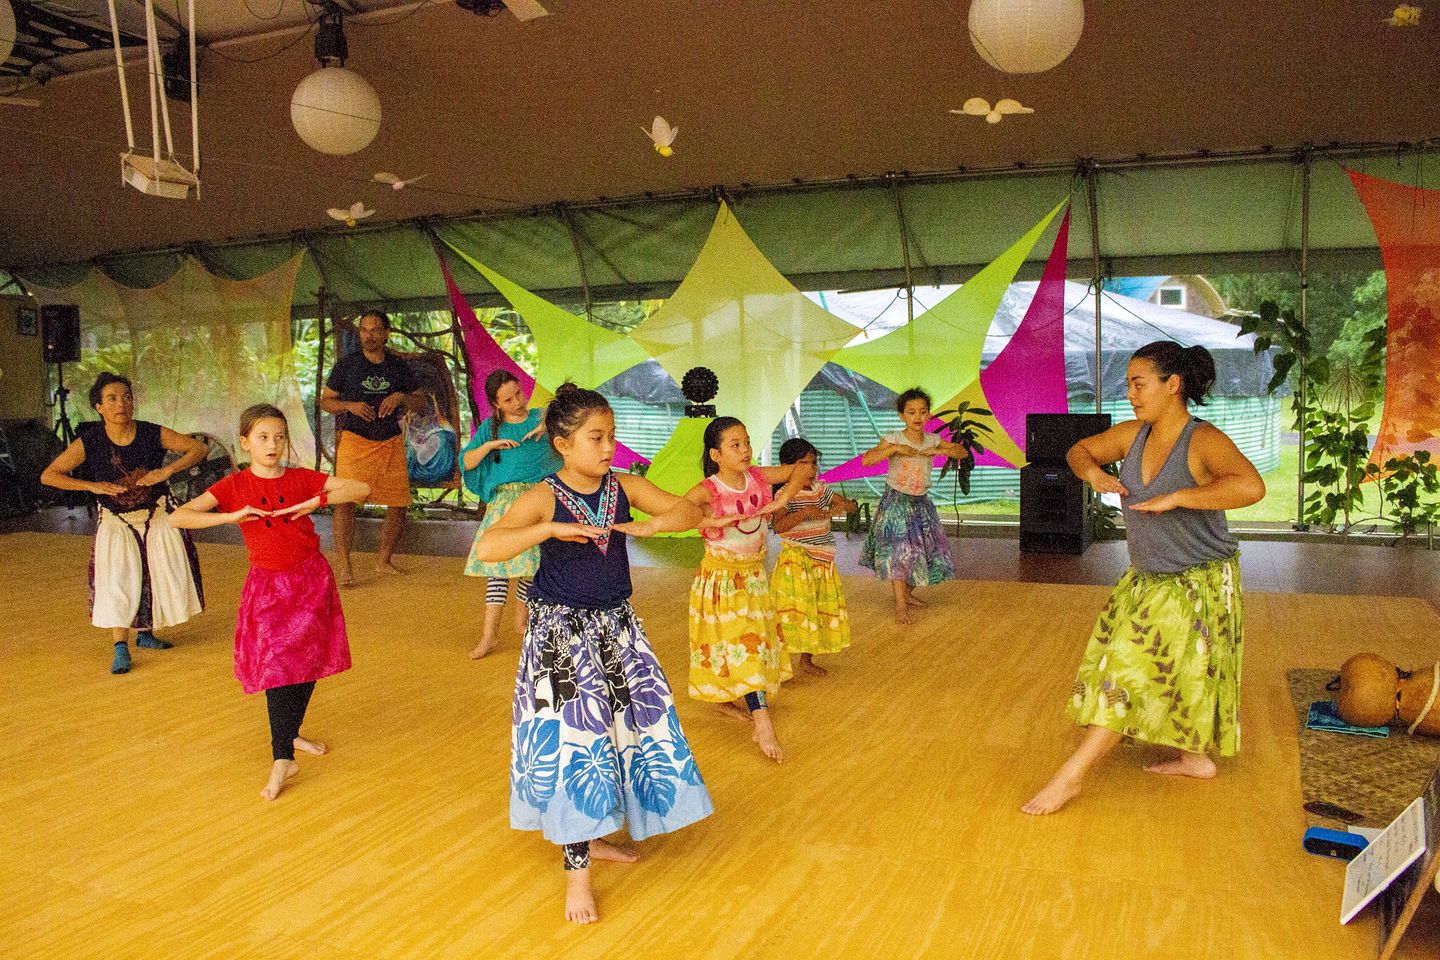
[1020,464,1092,554]
[41,304,81,364]
[1026,412,1113,466]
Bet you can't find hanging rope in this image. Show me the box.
[889,174,915,325]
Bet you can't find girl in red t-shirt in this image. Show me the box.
[170,404,370,800]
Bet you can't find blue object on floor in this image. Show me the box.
[134,632,173,650]
[111,642,132,675]
[1306,700,1389,738]
[1302,826,1369,861]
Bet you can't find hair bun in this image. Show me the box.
[554,381,579,398]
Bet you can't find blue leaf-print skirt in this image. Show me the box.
[511,598,713,845]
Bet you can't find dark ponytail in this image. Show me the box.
[483,369,521,463]
[545,381,611,450]
[701,416,744,478]
[1131,341,1216,406]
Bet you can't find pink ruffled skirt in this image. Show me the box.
[235,551,351,694]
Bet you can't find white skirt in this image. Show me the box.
[90,506,204,630]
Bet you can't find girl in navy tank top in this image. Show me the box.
[471,383,720,925]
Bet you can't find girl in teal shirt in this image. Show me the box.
[462,371,561,659]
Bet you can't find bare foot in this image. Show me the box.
[261,759,299,800]
[1021,771,1082,815]
[589,838,640,863]
[565,869,599,924]
[715,702,752,723]
[1144,751,1217,779]
[906,591,927,607]
[337,560,355,587]
[893,602,913,625]
[293,736,328,756]
[375,560,408,576]
[469,633,498,660]
[752,710,784,763]
[798,655,828,677]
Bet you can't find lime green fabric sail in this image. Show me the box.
[444,242,650,394]
[629,202,861,443]
[831,199,1066,400]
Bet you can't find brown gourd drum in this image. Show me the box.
[1336,653,1440,736]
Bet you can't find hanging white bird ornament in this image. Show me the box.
[327,201,375,228]
[373,171,429,190]
[644,116,678,156]
[951,97,1035,124]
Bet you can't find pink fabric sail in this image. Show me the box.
[438,252,646,469]
[821,208,1071,482]
[972,208,1072,466]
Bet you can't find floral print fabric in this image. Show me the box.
[688,550,792,702]
[465,482,541,579]
[770,543,851,655]
[511,598,713,845]
[859,487,955,586]
[1067,552,1244,756]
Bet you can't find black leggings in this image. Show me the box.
[265,681,316,761]
[563,841,590,870]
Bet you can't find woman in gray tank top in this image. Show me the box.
[1023,342,1265,815]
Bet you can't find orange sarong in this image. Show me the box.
[335,432,411,506]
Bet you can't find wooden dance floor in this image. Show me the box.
[4,530,1439,959]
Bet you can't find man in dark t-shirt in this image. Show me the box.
[320,310,424,584]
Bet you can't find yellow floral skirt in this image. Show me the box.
[688,550,792,702]
[770,543,851,655]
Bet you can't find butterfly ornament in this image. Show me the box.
[327,201,375,228]
[644,116,678,156]
[373,171,429,190]
[950,97,1034,124]
[1384,4,1421,25]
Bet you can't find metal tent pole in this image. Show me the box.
[1086,163,1103,413]
[1296,150,1312,530]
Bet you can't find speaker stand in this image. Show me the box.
[51,362,77,446]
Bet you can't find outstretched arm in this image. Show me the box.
[471,483,603,562]
[861,439,900,468]
[1130,425,1266,513]
[137,428,208,487]
[612,474,704,536]
[168,491,267,529]
[40,439,123,496]
[1067,421,1141,497]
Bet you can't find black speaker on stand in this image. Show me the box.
[1019,413,1112,554]
[41,305,82,446]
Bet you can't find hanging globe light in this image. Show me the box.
[968,0,1085,75]
[289,2,380,156]
[290,66,381,155]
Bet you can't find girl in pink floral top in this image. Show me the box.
[683,416,812,762]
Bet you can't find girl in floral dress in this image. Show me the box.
[859,387,968,624]
[1022,343,1264,815]
[683,417,813,763]
[461,369,560,659]
[471,383,714,925]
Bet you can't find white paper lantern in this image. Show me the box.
[0,2,16,69]
[968,0,1084,75]
[290,66,381,156]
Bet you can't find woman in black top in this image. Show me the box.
[41,373,210,674]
